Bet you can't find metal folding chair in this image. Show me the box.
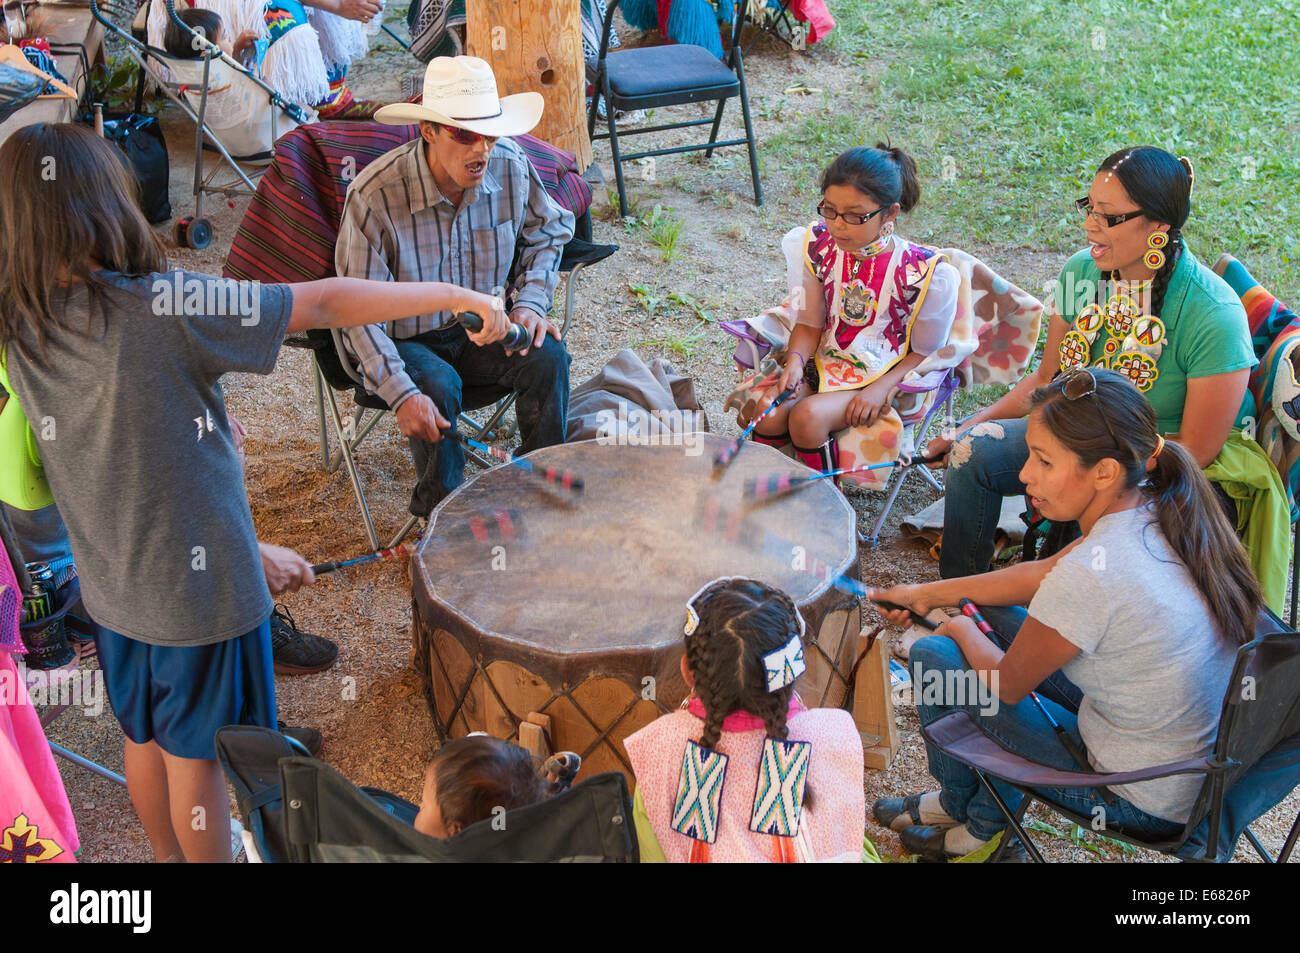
[587,0,762,217]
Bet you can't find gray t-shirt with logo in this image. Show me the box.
[1030,504,1236,823]
[6,270,291,646]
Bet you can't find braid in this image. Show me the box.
[1148,234,1182,318]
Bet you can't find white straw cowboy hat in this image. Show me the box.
[375,56,543,136]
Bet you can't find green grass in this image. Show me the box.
[645,204,684,261]
[765,0,1300,302]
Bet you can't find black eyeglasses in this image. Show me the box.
[817,201,885,226]
[1057,368,1121,450]
[1075,196,1144,229]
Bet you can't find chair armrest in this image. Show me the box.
[922,711,1222,789]
[559,238,619,272]
[897,369,950,394]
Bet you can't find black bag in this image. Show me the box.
[100,111,172,224]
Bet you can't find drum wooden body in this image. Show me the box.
[411,435,860,782]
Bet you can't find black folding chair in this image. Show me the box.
[216,725,638,863]
[922,607,1300,862]
[587,0,762,217]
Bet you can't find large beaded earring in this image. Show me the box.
[1145,231,1168,270]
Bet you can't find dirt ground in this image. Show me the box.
[39,17,1298,864]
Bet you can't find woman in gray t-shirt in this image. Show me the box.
[868,367,1261,861]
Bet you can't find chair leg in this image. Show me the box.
[861,463,911,547]
[1278,809,1300,863]
[704,98,727,159]
[976,771,1046,863]
[604,80,630,218]
[313,363,331,470]
[323,385,381,551]
[386,515,420,550]
[561,261,586,341]
[734,58,764,206]
[1244,827,1274,863]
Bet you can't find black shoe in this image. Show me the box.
[900,824,1028,863]
[269,604,338,675]
[277,721,323,757]
[873,794,927,833]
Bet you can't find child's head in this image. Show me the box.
[164,8,227,59]
[818,143,920,252]
[415,736,556,838]
[681,577,804,750]
[0,123,164,364]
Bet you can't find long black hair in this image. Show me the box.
[1095,146,1195,318]
[1030,368,1260,646]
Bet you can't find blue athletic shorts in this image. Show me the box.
[93,619,277,760]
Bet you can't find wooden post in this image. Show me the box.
[854,630,900,770]
[465,0,592,169]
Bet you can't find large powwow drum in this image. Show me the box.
[411,435,860,783]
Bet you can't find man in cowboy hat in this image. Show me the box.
[335,56,575,517]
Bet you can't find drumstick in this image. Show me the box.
[712,386,796,475]
[957,598,1116,803]
[743,452,945,501]
[311,542,414,575]
[312,509,523,573]
[457,433,585,494]
[873,600,939,630]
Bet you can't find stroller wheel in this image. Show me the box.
[187,218,214,249]
[173,217,192,247]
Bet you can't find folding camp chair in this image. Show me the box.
[922,607,1300,863]
[722,241,1044,547]
[587,0,762,218]
[216,725,638,863]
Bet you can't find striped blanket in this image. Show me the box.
[223,121,592,284]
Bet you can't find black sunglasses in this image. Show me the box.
[1057,368,1121,450]
[1075,196,1144,229]
[817,201,886,226]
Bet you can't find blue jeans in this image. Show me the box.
[911,608,1183,843]
[394,325,571,516]
[939,417,1031,579]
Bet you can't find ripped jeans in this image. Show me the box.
[939,417,1031,579]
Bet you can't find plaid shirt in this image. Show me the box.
[335,136,575,410]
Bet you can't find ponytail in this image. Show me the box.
[1143,440,1261,646]
[1030,368,1261,647]
[820,142,921,213]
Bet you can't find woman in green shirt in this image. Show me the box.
[930,146,1284,604]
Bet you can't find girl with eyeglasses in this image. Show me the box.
[750,144,960,482]
[926,146,1286,609]
[867,368,1261,861]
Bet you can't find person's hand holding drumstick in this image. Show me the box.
[395,290,507,444]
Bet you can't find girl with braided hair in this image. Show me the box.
[624,577,864,862]
[928,147,1288,609]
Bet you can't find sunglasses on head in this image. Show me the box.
[1056,368,1122,450]
[438,124,497,146]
